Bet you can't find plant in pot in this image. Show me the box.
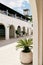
[15,30,19,38]
[16,38,33,64]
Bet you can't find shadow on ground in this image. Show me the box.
[0,36,32,47]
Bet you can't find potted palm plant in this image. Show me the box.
[16,38,33,64]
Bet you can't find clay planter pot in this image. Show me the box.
[20,51,32,64]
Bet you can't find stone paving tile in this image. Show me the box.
[0,35,33,65]
[0,35,33,47]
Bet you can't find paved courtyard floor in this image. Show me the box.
[0,36,33,65]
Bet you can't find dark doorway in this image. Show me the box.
[9,25,15,38]
[0,24,5,40]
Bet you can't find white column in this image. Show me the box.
[5,26,9,40]
[29,0,38,65]
[14,32,16,38]
[6,10,8,15]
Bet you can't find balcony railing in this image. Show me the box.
[0,10,28,22]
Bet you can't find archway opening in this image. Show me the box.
[9,25,15,38]
[27,28,29,35]
[17,26,21,36]
[22,26,26,35]
[0,24,5,40]
[23,27,25,32]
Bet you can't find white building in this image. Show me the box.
[0,3,33,40]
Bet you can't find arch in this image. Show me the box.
[17,26,21,36]
[22,26,25,32]
[22,26,26,35]
[0,23,5,40]
[9,25,15,38]
[27,28,29,35]
[31,29,33,35]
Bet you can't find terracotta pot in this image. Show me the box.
[20,51,32,63]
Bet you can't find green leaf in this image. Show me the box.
[16,38,33,50]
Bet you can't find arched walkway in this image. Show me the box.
[0,24,5,40]
[17,26,21,36]
[9,25,15,38]
[23,27,25,32]
[31,29,33,35]
[22,26,26,35]
[27,28,29,35]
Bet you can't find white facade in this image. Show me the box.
[0,13,32,40]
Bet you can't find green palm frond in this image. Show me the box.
[16,44,23,49]
[16,38,33,50]
[17,39,26,46]
[28,39,33,46]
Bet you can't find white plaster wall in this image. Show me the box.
[0,13,31,28]
[0,13,32,39]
